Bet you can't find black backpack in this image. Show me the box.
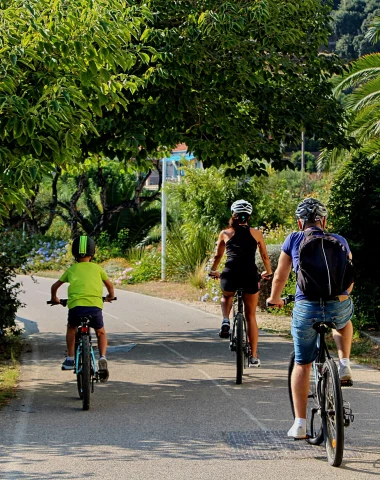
[297,229,354,300]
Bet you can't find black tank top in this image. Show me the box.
[224,225,258,272]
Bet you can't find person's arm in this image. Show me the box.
[50,280,64,304]
[209,231,226,277]
[347,252,354,294]
[103,279,115,301]
[266,251,292,307]
[253,229,272,278]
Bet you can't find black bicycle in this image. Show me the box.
[229,288,251,385]
[276,295,354,467]
[47,297,116,411]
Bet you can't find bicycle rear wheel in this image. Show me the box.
[236,313,244,385]
[81,335,91,411]
[75,339,83,400]
[288,352,323,445]
[323,359,344,467]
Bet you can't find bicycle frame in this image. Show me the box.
[75,319,98,382]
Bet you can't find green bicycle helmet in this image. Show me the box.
[72,235,95,259]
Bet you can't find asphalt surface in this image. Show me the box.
[0,275,379,479]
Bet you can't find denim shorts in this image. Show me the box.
[68,307,104,330]
[291,298,354,365]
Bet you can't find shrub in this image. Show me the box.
[21,239,70,272]
[328,155,380,327]
[0,253,23,337]
[166,225,216,280]
[113,248,161,285]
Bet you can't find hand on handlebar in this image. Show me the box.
[261,271,273,280]
[104,294,115,302]
[49,296,61,306]
[208,271,220,279]
[266,297,284,308]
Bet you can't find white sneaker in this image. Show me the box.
[249,356,261,368]
[338,363,352,382]
[287,424,307,439]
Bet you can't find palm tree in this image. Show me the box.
[319,17,380,169]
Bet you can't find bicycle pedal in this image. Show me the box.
[219,332,229,339]
[341,379,353,387]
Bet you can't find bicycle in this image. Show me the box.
[47,297,116,411]
[229,288,251,385]
[269,295,354,467]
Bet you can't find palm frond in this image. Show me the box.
[332,54,380,95]
[365,17,380,44]
[344,76,380,111]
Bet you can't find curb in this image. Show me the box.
[361,331,380,345]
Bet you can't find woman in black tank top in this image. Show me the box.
[209,200,272,367]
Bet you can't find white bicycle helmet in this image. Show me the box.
[295,198,328,222]
[231,199,253,215]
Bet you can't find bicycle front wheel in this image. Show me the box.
[235,313,244,385]
[323,359,344,467]
[81,335,91,411]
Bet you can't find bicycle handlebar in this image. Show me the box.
[47,297,117,307]
[266,294,295,308]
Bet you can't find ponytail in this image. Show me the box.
[229,213,250,229]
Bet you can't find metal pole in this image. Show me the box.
[301,131,305,172]
[161,158,167,281]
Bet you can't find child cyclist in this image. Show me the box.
[50,235,115,382]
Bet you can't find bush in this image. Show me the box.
[166,224,217,280]
[328,155,380,327]
[0,253,23,337]
[21,239,70,272]
[113,248,161,285]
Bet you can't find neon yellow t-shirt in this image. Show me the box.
[59,262,108,309]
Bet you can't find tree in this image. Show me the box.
[328,154,380,326]
[134,0,352,173]
[0,0,155,220]
[332,0,380,60]
[319,16,380,169]
[1,0,354,221]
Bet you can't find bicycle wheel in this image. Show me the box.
[75,339,83,400]
[81,335,91,411]
[288,352,323,445]
[323,359,344,467]
[236,313,244,385]
[288,351,295,418]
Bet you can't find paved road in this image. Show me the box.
[0,275,379,479]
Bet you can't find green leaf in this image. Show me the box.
[98,92,109,107]
[80,70,93,86]
[91,102,103,117]
[31,139,42,156]
[26,118,35,136]
[45,136,60,154]
[74,41,83,56]
[13,119,24,139]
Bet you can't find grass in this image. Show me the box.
[0,335,23,408]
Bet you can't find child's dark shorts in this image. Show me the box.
[68,306,104,330]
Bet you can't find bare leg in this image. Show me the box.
[95,327,108,357]
[243,292,259,358]
[221,291,234,319]
[291,362,312,419]
[332,320,353,360]
[66,325,76,357]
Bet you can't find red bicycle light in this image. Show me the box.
[79,326,89,334]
